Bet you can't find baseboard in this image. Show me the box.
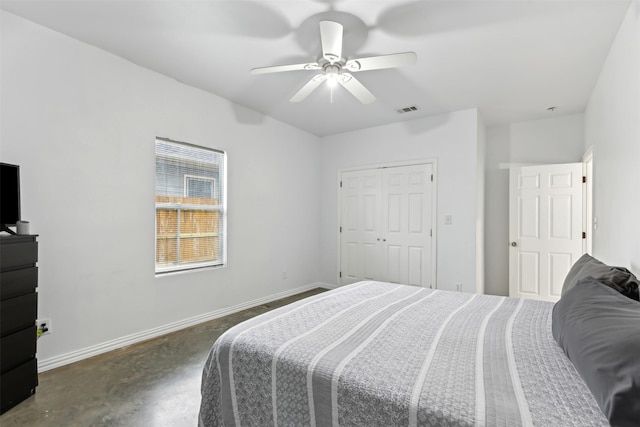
[318,281,338,289]
[38,282,329,373]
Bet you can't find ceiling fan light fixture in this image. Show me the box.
[325,64,340,88]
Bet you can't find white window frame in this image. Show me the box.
[155,138,227,275]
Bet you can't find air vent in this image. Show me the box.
[397,105,419,114]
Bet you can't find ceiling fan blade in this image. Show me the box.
[251,62,320,75]
[290,74,326,102]
[337,73,375,104]
[319,21,343,63]
[345,52,417,72]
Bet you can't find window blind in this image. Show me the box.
[155,138,226,273]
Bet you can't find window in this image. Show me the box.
[155,138,226,274]
[185,175,216,199]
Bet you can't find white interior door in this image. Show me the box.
[381,164,433,286]
[340,169,382,284]
[340,163,434,287]
[509,163,584,301]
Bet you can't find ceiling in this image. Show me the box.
[0,0,631,137]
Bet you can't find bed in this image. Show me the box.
[199,257,640,427]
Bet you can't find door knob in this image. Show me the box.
[511,242,517,247]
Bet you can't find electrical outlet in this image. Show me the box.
[455,283,462,292]
[281,271,287,280]
[36,318,52,337]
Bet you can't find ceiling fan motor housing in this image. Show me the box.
[324,63,342,75]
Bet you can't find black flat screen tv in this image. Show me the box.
[0,163,21,234]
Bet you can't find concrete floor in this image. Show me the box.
[0,288,326,426]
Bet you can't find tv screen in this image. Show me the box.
[0,163,21,232]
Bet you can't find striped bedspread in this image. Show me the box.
[199,281,607,426]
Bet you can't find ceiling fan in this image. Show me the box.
[251,21,417,104]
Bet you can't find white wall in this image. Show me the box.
[318,109,482,293]
[475,114,486,294]
[584,0,640,275]
[1,12,321,365]
[484,114,585,295]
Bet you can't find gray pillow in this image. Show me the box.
[561,253,639,300]
[552,277,640,426]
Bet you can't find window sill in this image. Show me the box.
[155,262,226,277]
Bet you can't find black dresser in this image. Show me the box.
[0,234,38,414]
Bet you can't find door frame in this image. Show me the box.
[336,158,438,287]
[582,147,593,255]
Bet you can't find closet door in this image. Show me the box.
[381,164,433,286]
[340,169,383,285]
[340,163,434,287]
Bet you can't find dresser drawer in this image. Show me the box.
[0,293,37,337]
[0,240,38,272]
[0,358,37,414]
[0,267,38,300]
[0,326,37,373]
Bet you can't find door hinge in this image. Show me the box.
[340,226,342,233]
[340,181,343,188]
[430,174,434,182]
[582,176,586,183]
[582,231,587,239]
[430,229,432,237]
[339,272,342,278]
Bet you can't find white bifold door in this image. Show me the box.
[340,163,434,287]
[509,163,584,301]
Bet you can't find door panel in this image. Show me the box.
[509,163,583,301]
[346,196,358,230]
[363,196,376,230]
[408,194,423,233]
[346,243,358,278]
[518,251,539,294]
[549,252,571,298]
[549,195,572,239]
[363,243,377,280]
[387,195,402,232]
[386,245,402,283]
[518,196,540,238]
[519,173,540,189]
[408,246,423,286]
